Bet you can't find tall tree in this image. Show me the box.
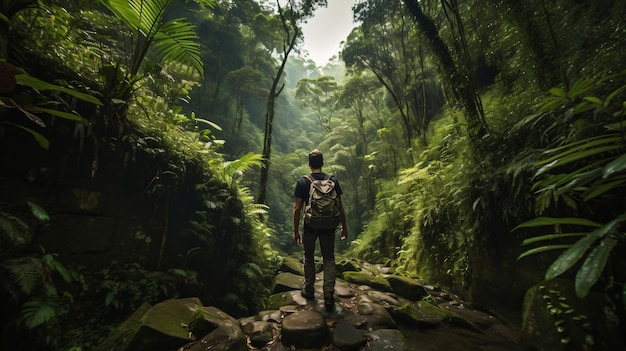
[256,0,326,205]
[295,76,339,132]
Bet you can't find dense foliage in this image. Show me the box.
[1,0,625,349]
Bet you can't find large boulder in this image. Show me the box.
[96,298,201,351]
[281,310,330,349]
[94,302,153,351]
[95,298,246,351]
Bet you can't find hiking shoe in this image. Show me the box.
[324,297,334,312]
[301,287,314,300]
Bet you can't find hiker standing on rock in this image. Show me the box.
[293,149,348,312]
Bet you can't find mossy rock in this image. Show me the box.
[267,291,308,310]
[342,271,392,292]
[521,279,625,351]
[278,256,304,276]
[189,306,238,339]
[391,301,477,331]
[124,298,203,351]
[272,272,304,294]
[336,258,361,275]
[386,275,428,301]
[94,302,152,351]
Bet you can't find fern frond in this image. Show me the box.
[0,211,32,254]
[238,263,262,280]
[0,257,43,297]
[21,297,57,329]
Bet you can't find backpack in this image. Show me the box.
[303,173,341,230]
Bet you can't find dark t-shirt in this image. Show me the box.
[294,172,343,204]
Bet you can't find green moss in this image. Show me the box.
[342,272,392,292]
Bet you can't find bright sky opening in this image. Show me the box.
[300,0,356,66]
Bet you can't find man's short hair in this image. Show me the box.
[308,149,323,168]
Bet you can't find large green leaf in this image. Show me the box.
[34,108,89,124]
[1,122,49,149]
[545,214,626,280]
[535,141,622,176]
[583,177,626,201]
[15,74,102,106]
[521,233,585,246]
[545,233,597,280]
[26,201,49,221]
[575,237,617,297]
[513,217,601,231]
[602,153,626,178]
[518,245,572,260]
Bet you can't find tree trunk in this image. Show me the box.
[402,0,486,141]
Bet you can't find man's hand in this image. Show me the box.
[340,227,348,241]
[293,231,301,246]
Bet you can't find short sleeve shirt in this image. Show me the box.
[294,172,343,204]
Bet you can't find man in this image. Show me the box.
[293,149,348,312]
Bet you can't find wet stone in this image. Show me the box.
[249,321,275,348]
[333,321,366,351]
[365,328,406,351]
[257,310,282,323]
[357,302,397,330]
[367,291,401,306]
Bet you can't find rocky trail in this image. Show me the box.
[96,257,522,351]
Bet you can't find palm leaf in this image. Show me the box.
[153,20,203,77]
[101,0,203,77]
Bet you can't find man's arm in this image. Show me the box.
[293,197,305,246]
[337,196,348,240]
